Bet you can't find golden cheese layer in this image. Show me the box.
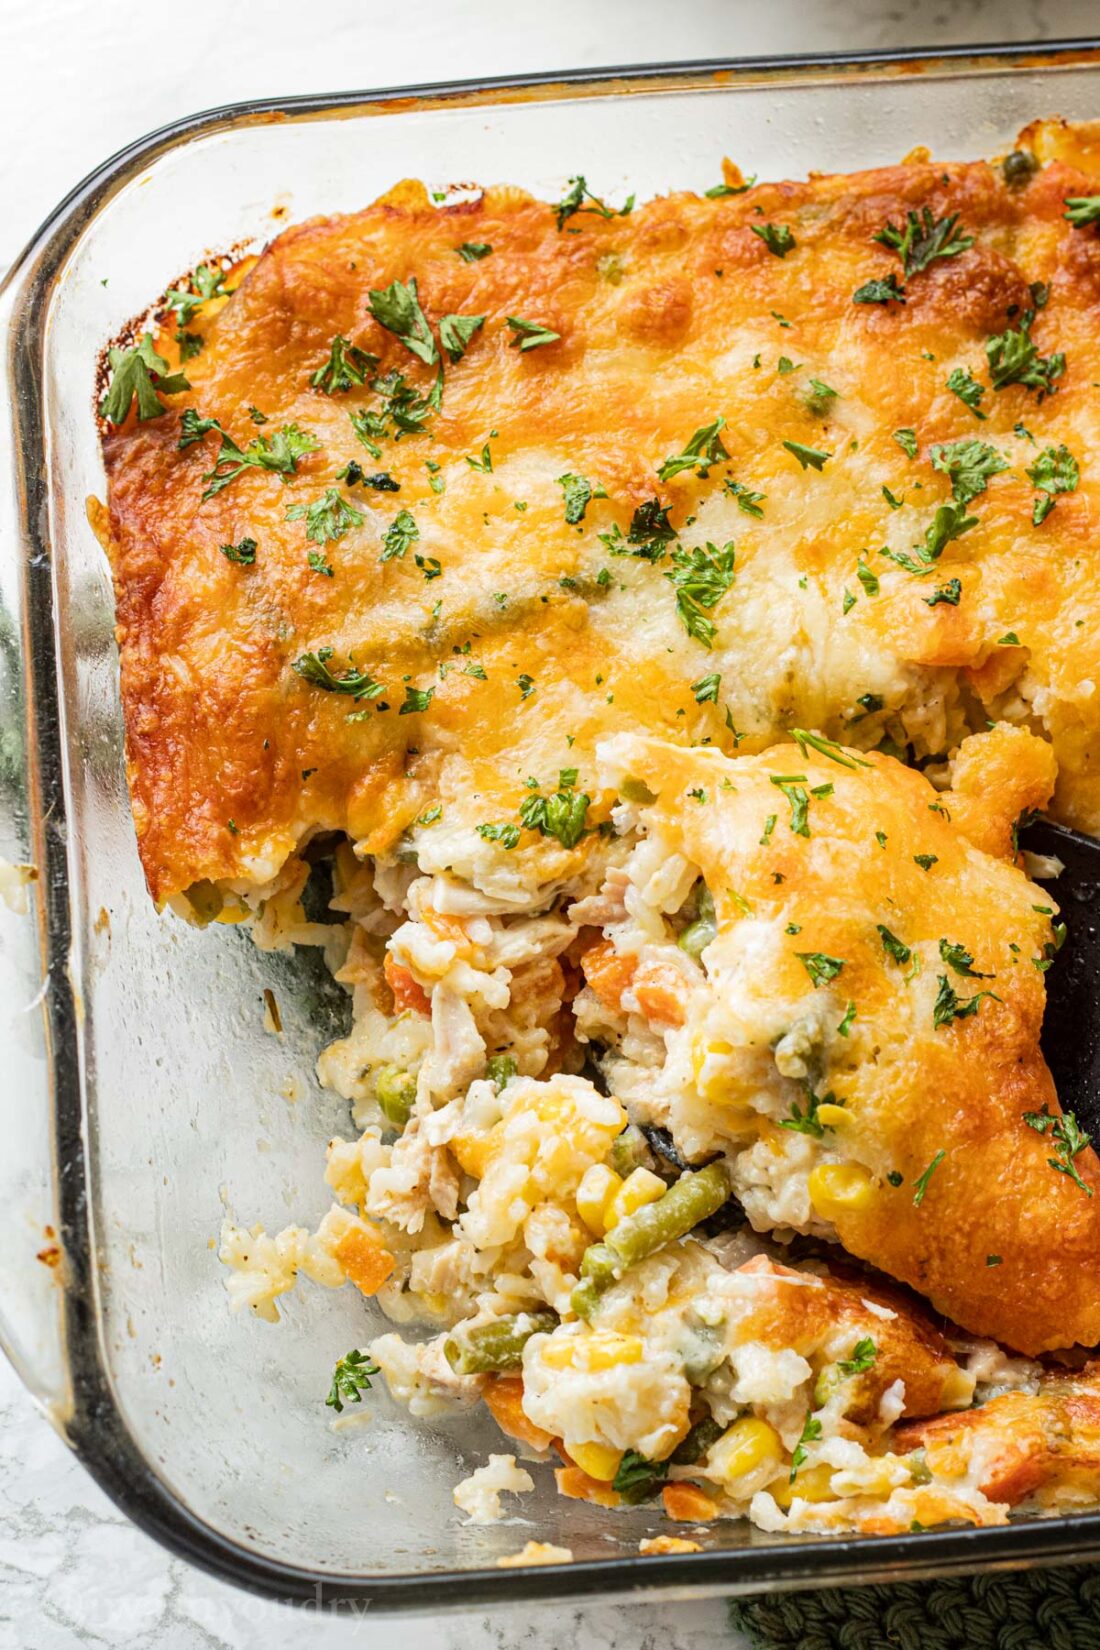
[603,726,1100,1357]
[100,119,1100,905]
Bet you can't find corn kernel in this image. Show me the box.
[541,1339,576,1370]
[771,1463,835,1508]
[576,1164,623,1235]
[709,1417,783,1487]
[583,1332,643,1370]
[604,1166,666,1230]
[570,1441,625,1483]
[815,1103,850,1129]
[808,1162,874,1218]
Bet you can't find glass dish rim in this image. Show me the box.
[7,38,1100,1611]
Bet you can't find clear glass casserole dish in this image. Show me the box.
[4,40,1100,1611]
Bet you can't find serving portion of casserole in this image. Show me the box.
[96,117,1100,1538]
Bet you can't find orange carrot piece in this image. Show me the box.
[483,1376,555,1453]
[383,953,432,1015]
[580,939,637,1012]
[662,1483,720,1522]
[555,1465,622,1508]
[332,1225,395,1296]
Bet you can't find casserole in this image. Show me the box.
[6,40,1100,1608]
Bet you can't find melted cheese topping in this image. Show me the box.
[101,121,1100,905]
[600,726,1100,1356]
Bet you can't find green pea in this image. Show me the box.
[375,1064,417,1129]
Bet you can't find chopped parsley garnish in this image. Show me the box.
[605,497,679,561]
[760,814,777,845]
[554,175,634,231]
[368,276,438,367]
[842,589,857,614]
[692,673,721,703]
[884,500,977,576]
[856,556,880,597]
[853,273,906,305]
[836,1001,857,1037]
[930,439,1008,506]
[326,1349,379,1412]
[790,1413,823,1480]
[100,334,190,424]
[946,367,986,419]
[878,926,912,966]
[924,578,962,607]
[476,822,521,849]
[882,486,904,512]
[782,1083,837,1138]
[517,673,535,700]
[664,541,735,647]
[986,322,1065,396]
[724,478,766,518]
[399,684,434,715]
[611,1450,668,1505]
[557,472,606,523]
[380,508,420,561]
[176,330,203,362]
[308,550,334,577]
[783,440,831,472]
[519,773,591,849]
[310,335,378,393]
[1026,443,1079,524]
[220,537,257,566]
[873,207,973,278]
[658,417,729,481]
[913,854,939,871]
[796,951,845,988]
[912,1149,945,1207]
[165,262,228,325]
[893,428,919,459]
[350,370,434,453]
[751,222,796,258]
[938,939,989,978]
[932,975,1000,1028]
[286,489,365,545]
[292,649,384,700]
[506,316,561,351]
[771,773,811,836]
[837,1337,877,1377]
[466,435,495,473]
[195,419,320,500]
[415,554,442,581]
[998,631,1021,646]
[1065,196,1100,228]
[439,312,485,364]
[456,241,493,262]
[790,728,870,769]
[337,462,400,492]
[806,378,838,416]
[1022,1104,1093,1197]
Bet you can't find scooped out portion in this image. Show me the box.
[584,725,1100,1357]
[216,715,1100,1536]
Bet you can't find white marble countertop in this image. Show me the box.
[2,2,1096,1645]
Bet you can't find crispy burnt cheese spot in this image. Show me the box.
[596,724,1100,1357]
[98,125,1100,907]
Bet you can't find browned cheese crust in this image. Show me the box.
[100,120,1100,905]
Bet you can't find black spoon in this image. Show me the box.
[1021,818,1100,1139]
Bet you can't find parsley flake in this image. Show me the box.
[506,316,561,351]
[100,334,190,424]
[796,951,845,988]
[310,335,378,394]
[286,489,364,545]
[663,541,735,647]
[326,1349,379,1413]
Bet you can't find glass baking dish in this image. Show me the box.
[5,40,1100,1612]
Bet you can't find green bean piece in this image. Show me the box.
[609,1123,649,1177]
[670,1413,726,1466]
[485,1052,518,1088]
[375,1064,417,1129]
[678,884,717,959]
[570,1278,603,1321]
[604,1161,731,1272]
[443,1310,558,1375]
[579,1242,617,1288]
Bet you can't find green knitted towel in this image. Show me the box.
[729,1565,1100,1650]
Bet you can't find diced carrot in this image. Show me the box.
[483,1376,555,1453]
[332,1225,395,1296]
[580,939,638,1012]
[555,1465,622,1508]
[383,953,431,1015]
[420,909,472,951]
[633,962,687,1027]
[662,1483,720,1522]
